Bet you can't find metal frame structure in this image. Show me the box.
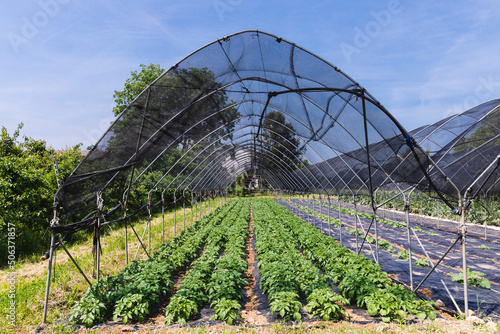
[42,30,500,322]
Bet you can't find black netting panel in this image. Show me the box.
[53,30,500,232]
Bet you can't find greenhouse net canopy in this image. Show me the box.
[53,30,500,232]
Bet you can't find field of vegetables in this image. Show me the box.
[66,197,441,330]
[281,197,500,320]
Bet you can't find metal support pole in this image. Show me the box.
[355,213,377,262]
[461,207,469,318]
[174,193,177,237]
[354,196,359,253]
[338,191,342,243]
[374,209,379,264]
[392,198,395,221]
[132,221,150,260]
[307,193,310,224]
[357,216,376,256]
[59,238,92,287]
[121,94,147,264]
[161,191,165,244]
[124,217,129,264]
[96,193,103,281]
[405,200,414,290]
[42,231,55,323]
[484,195,488,240]
[312,193,315,225]
[147,195,151,254]
[437,198,440,229]
[319,194,323,232]
[327,195,331,236]
[122,190,129,265]
[420,191,423,223]
[191,192,194,226]
[183,191,186,231]
[195,193,198,221]
[360,89,377,261]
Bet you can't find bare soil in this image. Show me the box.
[240,203,271,325]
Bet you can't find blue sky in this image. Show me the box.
[1,0,500,149]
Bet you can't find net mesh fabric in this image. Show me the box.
[53,30,500,232]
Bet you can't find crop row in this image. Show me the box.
[69,200,239,327]
[267,199,437,322]
[293,203,397,254]
[164,198,250,324]
[252,199,348,321]
[301,200,435,236]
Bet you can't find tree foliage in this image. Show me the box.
[105,66,240,205]
[0,123,83,264]
[261,110,306,170]
[112,64,165,117]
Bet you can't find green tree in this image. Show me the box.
[112,64,165,116]
[72,65,241,212]
[0,123,83,264]
[261,110,306,170]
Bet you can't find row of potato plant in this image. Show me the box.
[301,200,435,236]
[268,199,437,322]
[207,199,250,324]
[293,203,397,254]
[69,200,238,327]
[164,199,250,325]
[252,199,348,321]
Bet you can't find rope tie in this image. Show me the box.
[50,217,60,228]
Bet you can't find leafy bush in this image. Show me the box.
[0,124,83,263]
[338,273,376,307]
[269,291,302,320]
[306,288,349,321]
[113,293,149,323]
[210,298,242,325]
[364,287,436,322]
[164,292,200,325]
[68,293,107,328]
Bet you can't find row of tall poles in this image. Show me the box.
[276,189,472,318]
[42,188,229,323]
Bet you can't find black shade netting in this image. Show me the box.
[53,30,498,233]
